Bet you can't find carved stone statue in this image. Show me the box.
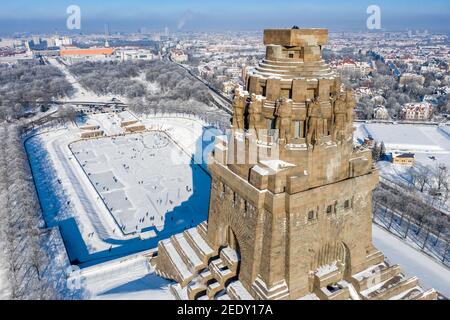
[345,89,356,137]
[232,90,245,130]
[332,92,348,142]
[306,98,323,145]
[275,98,292,143]
[249,94,264,136]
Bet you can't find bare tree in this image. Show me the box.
[434,163,448,191]
[411,165,431,193]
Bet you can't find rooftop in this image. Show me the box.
[263,28,328,47]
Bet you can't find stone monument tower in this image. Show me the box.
[153,28,438,301]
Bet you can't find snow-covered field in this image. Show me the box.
[78,252,173,300]
[355,122,450,167]
[70,131,210,237]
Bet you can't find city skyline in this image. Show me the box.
[1,0,450,35]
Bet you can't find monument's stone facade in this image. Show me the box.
[152,28,438,301]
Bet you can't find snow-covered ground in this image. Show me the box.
[79,252,173,300]
[355,121,450,212]
[0,259,11,299]
[373,224,450,297]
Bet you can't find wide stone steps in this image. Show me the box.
[252,278,290,300]
[156,221,250,300]
[227,281,254,300]
[220,247,240,273]
[171,234,204,273]
[365,249,385,267]
[411,289,438,300]
[187,282,208,300]
[207,280,223,299]
[184,249,241,300]
[160,240,194,286]
[209,258,237,287]
[352,264,402,292]
[199,269,214,284]
[197,221,208,239]
[183,227,215,265]
[217,293,231,300]
[170,283,189,300]
[362,274,420,300]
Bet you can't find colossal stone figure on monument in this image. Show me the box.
[345,89,356,135]
[232,90,245,130]
[333,92,348,142]
[248,93,264,137]
[306,98,323,145]
[275,98,292,143]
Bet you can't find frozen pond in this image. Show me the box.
[25,128,211,267]
[70,132,210,236]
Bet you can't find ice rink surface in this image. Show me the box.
[70,131,210,237]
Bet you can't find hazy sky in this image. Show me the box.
[1,0,449,34]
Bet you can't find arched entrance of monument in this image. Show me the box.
[226,225,240,252]
[309,242,351,292]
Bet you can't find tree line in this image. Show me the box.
[0,123,60,299]
[68,60,230,128]
[0,60,73,121]
[411,163,450,205]
[374,183,450,257]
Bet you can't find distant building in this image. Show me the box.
[401,102,433,121]
[170,48,188,63]
[60,47,115,57]
[363,136,375,148]
[331,58,374,76]
[373,106,390,120]
[115,48,156,62]
[399,73,425,86]
[222,80,237,95]
[392,152,415,166]
[54,37,73,48]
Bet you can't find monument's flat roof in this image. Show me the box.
[263,28,328,46]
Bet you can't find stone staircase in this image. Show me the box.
[304,258,440,301]
[365,249,385,267]
[352,261,438,301]
[191,253,240,300]
[153,223,217,287]
[153,221,254,300]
